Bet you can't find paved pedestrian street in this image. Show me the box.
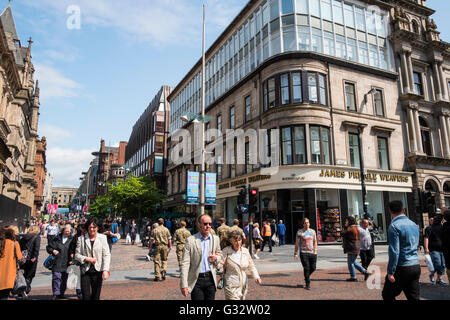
[25,238,450,300]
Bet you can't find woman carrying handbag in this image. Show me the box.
[0,228,23,300]
[75,218,111,300]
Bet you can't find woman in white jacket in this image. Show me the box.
[217,230,262,300]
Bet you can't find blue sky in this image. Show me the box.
[5,0,450,187]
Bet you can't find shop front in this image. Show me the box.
[215,166,413,244]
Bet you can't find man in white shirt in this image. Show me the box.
[358,219,374,280]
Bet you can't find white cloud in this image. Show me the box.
[46,147,95,188]
[38,124,73,144]
[41,49,77,63]
[34,63,82,101]
[22,0,246,47]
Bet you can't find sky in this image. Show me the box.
[5,0,450,188]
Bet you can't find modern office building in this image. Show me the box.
[164,0,435,243]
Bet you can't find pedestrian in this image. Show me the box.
[129,220,138,245]
[294,218,318,290]
[173,221,192,270]
[41,220,49,236]
[277,220,286,246]
[0,228,22,300]
[217,230,262,300]
[252,223,263,260]
[18,225,41,299]
[149,218,172,281]
[46,224,75,300]
[260,221,272,253]
[69,223,86,299]
[443,210,450,282]
[342,216,372,282]
[270,220,277,246]
[217,218,231,250]
[230,219,246,241]
[46,220,59,242]
[424,213,448,285]
[358,219,374,279]
[165,218,172,234]
[75,218,111,300]
[180,214,221,300]
[382,200,421,301]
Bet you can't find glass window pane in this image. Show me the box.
[349,133,360,168]
[321,127,330,164]
[294,126,306,164]
[321,0,332,21]
[282,14,295,26]
[374,90,384,116]
[282,0,294,14]
[282,127,293,164]
[310,0,320,17]
[263,5,270,25]
[268,78,276,108]
[311,28,322,53]
[292,72,302,103]
[308,73,318,102]
[333,1,343,24]
[270,0,280,20]
[281,74,290,104]
[344,4,354,28]
[298,26,311,50]
[358,41,369,65]
[319,74,326,105]
[311,126,321,164]
[347,39,357,61]
[296,0,308,14]
[356,8,365,31]
[271,33,281,55]
[378,137,389,170]
[283,27,296,51]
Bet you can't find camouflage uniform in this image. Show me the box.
[173,227,191,268]
[230,225,246,239]
[217,224,231,249]
[151,225,172,279]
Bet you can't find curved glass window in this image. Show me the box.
[311,126,331,164]
[281,125,306,165]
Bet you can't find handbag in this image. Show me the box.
[66,265,80,290]
[12,241,27,294]
[424,253,435,273]
[43,255,56,270]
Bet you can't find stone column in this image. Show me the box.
[433,61,443,101]
[438,62,448,101]
[439,114,450,157]
[407,52,415,94]
[446,115,450,146]
[400,51,411,93]
[413,109,423,153]
[407,107,418,153]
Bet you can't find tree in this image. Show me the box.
[89,194,112,219]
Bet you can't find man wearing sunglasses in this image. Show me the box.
[180,214,222,300]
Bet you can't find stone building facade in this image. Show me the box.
[389,0,450,224]
[0,5,41,225]
[33,137,46,217]
[51,187,78,207]
[164,0,439,243]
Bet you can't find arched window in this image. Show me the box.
[411,20,420,34]
[444,181,450,207]
[419,117,432,156]
[425,180,438,193]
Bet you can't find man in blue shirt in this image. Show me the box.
[382,200,421,301]
[277,220,286,246]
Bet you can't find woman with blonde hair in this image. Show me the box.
[18,225,41,298]
[217,230,262,300]
[252,223,263,259]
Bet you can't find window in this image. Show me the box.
[280,74,290,105]
[230,106,235,128]
[155,135,164,153]
[413,72,423,96]
[245,142,253,173]
[217,114,222,134]
[373,89,385,117]
[345,82,356,111]
[311,126,331,164]
[419,117,432,156]
[281,127,293,165]
[349,133,360,168]
[292,72,302,103]
[377,137,389,170]
[245,96,252,122]
[308,73,318,103]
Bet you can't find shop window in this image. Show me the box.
[413,72,423,96]
[377,137,389,170]
[419,117,432,156]
[373,89,385,117]
[311,126,331,164]
[345,82,356,111]
[349,133,360,168]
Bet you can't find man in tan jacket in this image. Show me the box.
[180,214,221,300]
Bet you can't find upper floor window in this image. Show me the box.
[419,116,432,156]
[345,82,356,112]
[373,89,385,117]
[245,96,252,122]
[311,126,331,164]
[263,71,327,112]
[230,106,235,129]
[281,125,306,165]
[217,114,222,134]
[413,72,423,96]
[377,137,389,170]
[348,133,360,168]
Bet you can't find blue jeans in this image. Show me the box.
[430,251,446,276]
[278,235,285,246]
[347,254,367,279]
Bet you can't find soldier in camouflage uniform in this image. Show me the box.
[217,218,231,249]
[230,219,246,240]
[173,220,191,269]
[149,218,172,281]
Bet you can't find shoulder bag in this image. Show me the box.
[12,241,27,294]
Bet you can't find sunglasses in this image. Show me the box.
[203,222,212,226]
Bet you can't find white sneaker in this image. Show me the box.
[254,254,260,260]
[145,255,151,261]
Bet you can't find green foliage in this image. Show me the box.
[89,175,165,220]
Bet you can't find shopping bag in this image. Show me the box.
[271,234,279,246]
[424,254,435,273]
[135,234,141,244]
[126,233,131,244]
[66,265,80,290]
[12,269,27,294]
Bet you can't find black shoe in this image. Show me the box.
[51,295,58,300]
[305,285,311,290]
[364,273,369,281]
[154,277,161,282]
[58,294,65,300]
[346,278,358,282]
[162,272,166,280]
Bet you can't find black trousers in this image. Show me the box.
[382,264,421,301]
[360,249,374,270]
[81,270,103,300]
[300,253,317,286]
[0,289,11,300]
[261,236,272,252]
[191,272,216,300]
